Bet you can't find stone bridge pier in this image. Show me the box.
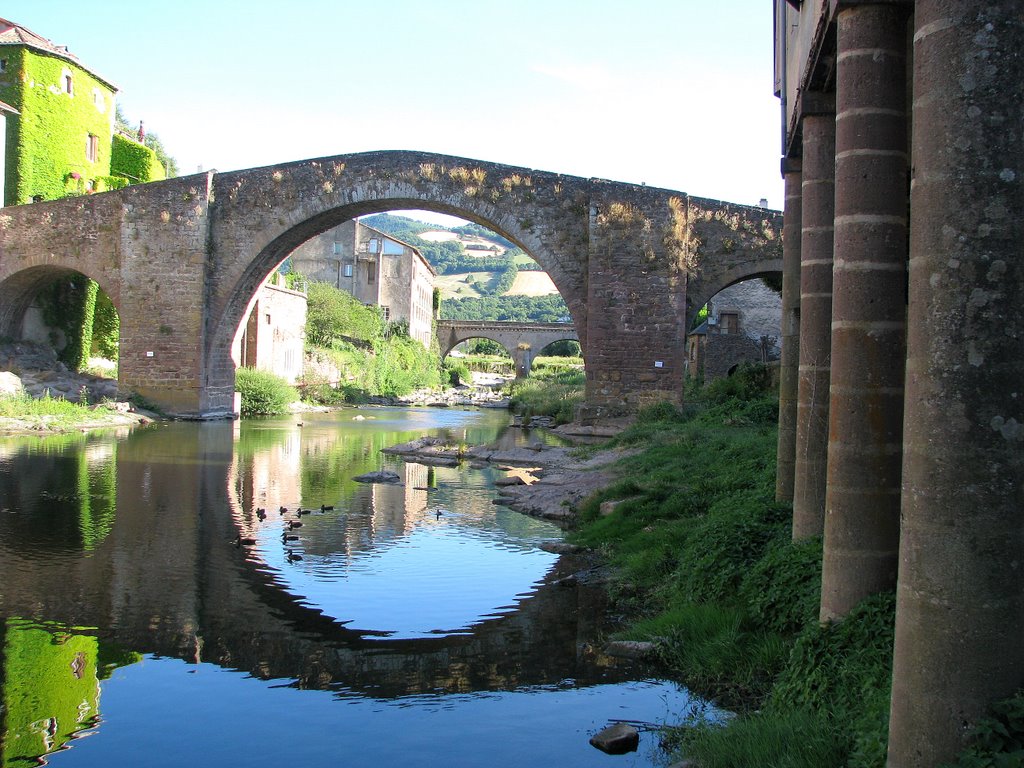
[0,150,781,419]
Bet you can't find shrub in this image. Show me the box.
[636,399,685,424]
[305,281,383,346]
[739,535,823,635]
[444,358,471,386]
[946,690,1024,768]
[235,367,297,416]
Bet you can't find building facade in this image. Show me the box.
[0,18,163,206]
[232,273,307,385]
[773,2,1022,765]
[290,220,435,348]
[686,280,782,380]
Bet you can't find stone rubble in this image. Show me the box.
[0,342,121,404]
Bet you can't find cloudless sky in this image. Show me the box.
[4,1,784,218]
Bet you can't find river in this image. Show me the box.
[0,407,707,767]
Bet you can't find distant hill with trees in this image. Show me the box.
[362,213,567,322]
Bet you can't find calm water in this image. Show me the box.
[0,407,705,767]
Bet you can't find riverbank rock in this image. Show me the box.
[494,475,526,487]
[382,436,463,465]
[0,372,23,396]
[604,640,656,659]
[589,722,640,754]
[353,470,402,484]
[538,541,586,555]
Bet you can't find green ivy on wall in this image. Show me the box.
[0,46,117,205]
[91,289,119,360]
[38,275,95,370]
[110,133,166,184]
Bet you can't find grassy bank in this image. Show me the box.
[0,392,146,433]
[568,366,895,767]
[505,356,585,424]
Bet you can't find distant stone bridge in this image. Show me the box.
[0,150,781,418]
[436,320,579,377]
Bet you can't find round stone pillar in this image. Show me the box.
[776,160,802,503]
[888,3,1024,766]
[792,109,835,539]
[819,3,909,621]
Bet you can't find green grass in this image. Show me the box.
[568,364,896,768]
[506,367,585,424]
[0,392,99,430]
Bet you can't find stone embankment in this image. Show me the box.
[384,429,629,524]
[0,342,121,403]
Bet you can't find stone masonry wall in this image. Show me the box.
[709,279,782,356]
[0,151,782,417]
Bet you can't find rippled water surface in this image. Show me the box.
[0,407,704,767]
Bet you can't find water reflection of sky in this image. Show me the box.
[263,522,559,638]
[47,656,699,768]
[240,407,566,638]
[0,407,717,768]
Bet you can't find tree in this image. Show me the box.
[114,104,179,178]
[305,281,384,346]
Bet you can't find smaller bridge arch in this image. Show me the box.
[436,320,579,378]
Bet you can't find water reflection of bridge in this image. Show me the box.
[0,420,627,701]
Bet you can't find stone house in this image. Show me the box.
[0,17,163,206]
[231,273,307,384]
[290,220,435,348]
[686,279,781,379]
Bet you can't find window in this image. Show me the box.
[86,133,99,162]
[367,238,379,253]
[0,59,7,73]
[719,312,739,335]
[367,263,376,284]
[332,241,342,255]
[64,73,73,95]
[381,305,390,321]
[343,263,353,278]
[265,313,272,325]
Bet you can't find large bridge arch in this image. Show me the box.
[0,150,781,418]
[204,153,593,413]
[686,262,785,330]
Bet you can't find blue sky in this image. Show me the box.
[5,1,783,215]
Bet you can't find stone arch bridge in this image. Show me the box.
[0,150,781,418]
[436,320,579,378]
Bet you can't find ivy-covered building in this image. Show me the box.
[0,18,164,206]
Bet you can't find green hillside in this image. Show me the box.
[363,213,568,322]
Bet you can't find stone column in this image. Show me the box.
[792,102,835,539]
[888,4,1024,766]
[775,159,802,503]
[819,3,910,621]
[513,344,532,379]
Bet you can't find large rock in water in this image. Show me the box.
[0,371,23,396]
[353,470,402,484]
[589,722,640,754]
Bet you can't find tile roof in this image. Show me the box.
[0,18,117,90]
